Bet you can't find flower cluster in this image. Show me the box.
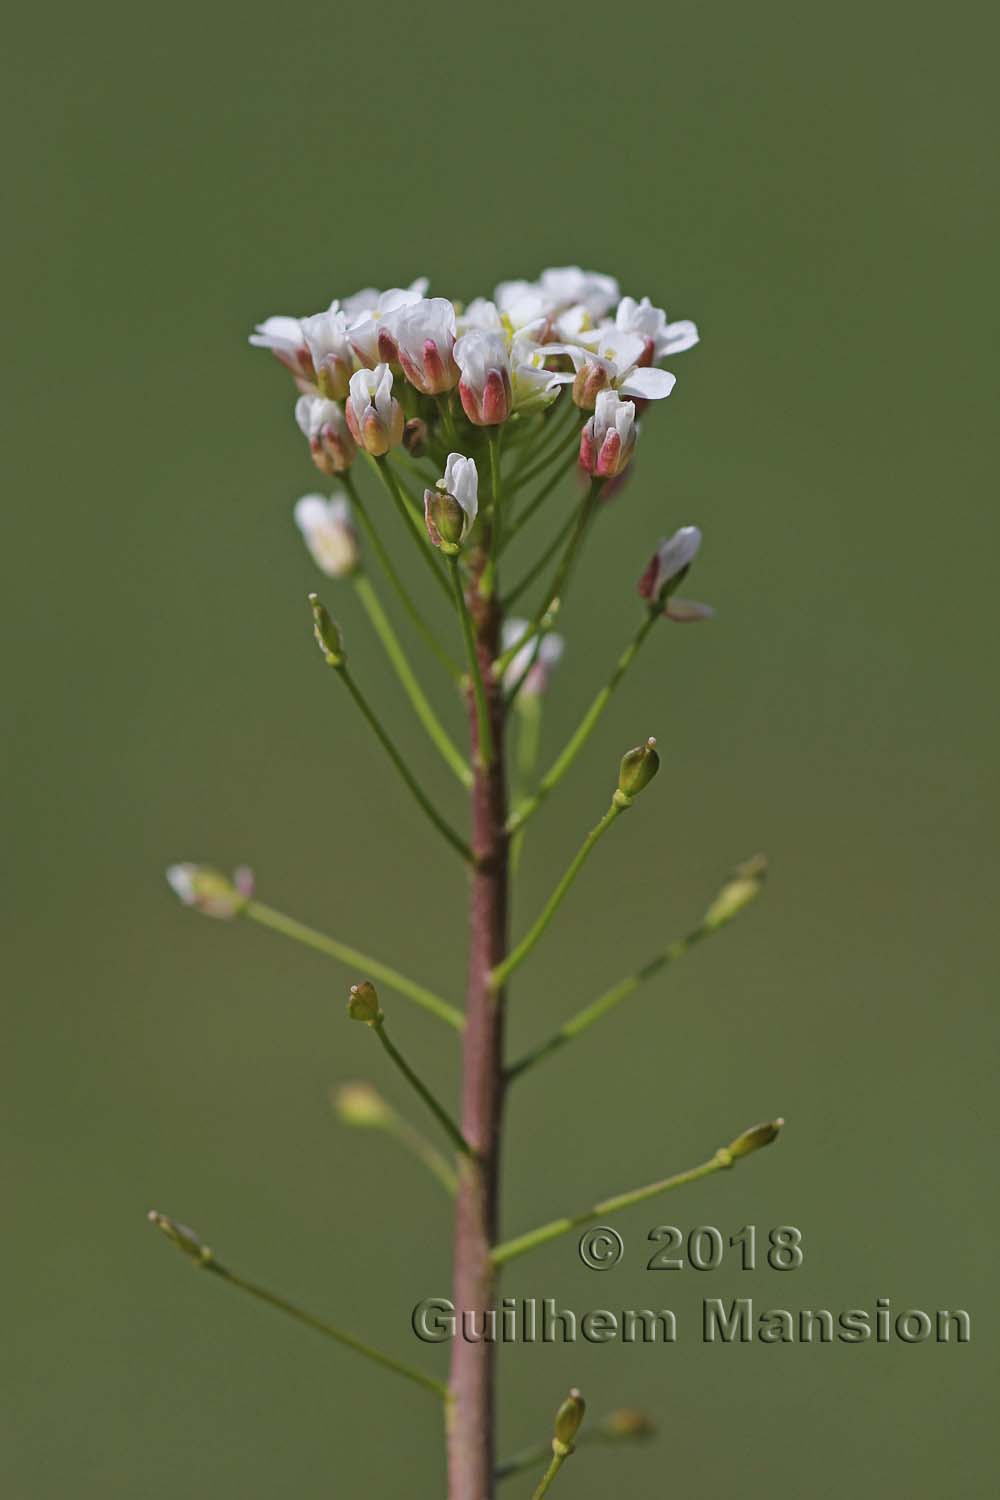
[251,265,697,479]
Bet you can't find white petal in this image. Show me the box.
[662,320,700,355]
[619,367,677,400]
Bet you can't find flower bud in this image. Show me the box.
[347,980,383,1026]
[309,593,345,666]
[403,417,429,456]
[579,390,636,478]
[394,298,460,394]
[571,357,611,410]
[300,307,354,401]
[295,395,357,475]
[598,1408,656,1441]
[724,1118,784,1160]
[147,1210,213,1266]
[616,737,660,800]
[424,454,478,553]
[637,526,702,603]
[294,494,360,579]
[249,316,315,387]
[333,1081,392,1129]
[553,1388,586,1455]
[702,853,767,931]
[345,366,404,456]
[166,864,253,919]
[454,331,513,425]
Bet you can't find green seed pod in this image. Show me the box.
[617,737,660,799]
[147,1211,213,1266]
[333,1081,392,1129]
[347,980,383,1027]
[727,1117,784,1159]
[553,1388,586,1453]
[309,592,345,666]
[702,853,768,931]
[428,489,467,548]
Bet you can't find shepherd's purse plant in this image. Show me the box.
[153,265,783,1500]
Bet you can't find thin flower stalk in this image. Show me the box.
[151,1220,448,1399]
[489,796,626,991]
[369,1015,474,1158]
[353,572,471,786]
[370,454,453,601]
[319,645,473,862]
[343,470,461,680]
[507,606,661,835]
[492,1150,744,1267]
[243,899,464,1029]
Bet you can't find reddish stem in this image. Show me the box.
[447,545,508,1500]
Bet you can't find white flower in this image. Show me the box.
[456,297,505,335]
[294,493,360,579]
[454,329,513,425]
[295,395,357,474]
[423,453,478,551]
[454,325,571,425]
[346,283,429,366]
[249,316,314,384]
[637,526,713,620]
[579,390,637,478]
[614,296,699,361]
[393,298,459,394]
[562,328,677,409]
[344,365,404,456]
[493,280,549,331]
[166,864,254,919]
[339,277,428,326]
[501,617,565,697]
[300,306,354,400]
[538,265,620,319]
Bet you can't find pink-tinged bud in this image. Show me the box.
[393,300,460,394]
[571,358,611,410]
[454,331,513,426]
[637,526,703,602]
[376,325,400,365]
[295,396,357,475]
[249,316,316,385]
[300,308,354,401]
[166,864,254,919]
[579,390,636,479]
[345,366,405,456]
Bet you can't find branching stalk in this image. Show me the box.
[489,795,627,991]
[353,572,471,786]
[507,606,662,835]
[243,900,464,1030]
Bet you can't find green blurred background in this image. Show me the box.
[3,1,996,1494]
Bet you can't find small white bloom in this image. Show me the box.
[300,306,355,400]
[614,295,699,361]
[423,453,478,551]
[249,315,314,384]
[393,297,459,394]
[294,493,360,578]
[493,279,549,330]
[344,365,404,455]
[562,328,677,409]
[637,526,704,603]
[167,864,254,919]
[456,297,505,335]
[538,265,620,319]
[501,618,565,697]
[579,389,637,478]
[346,282,429,366]
[295,395,356,474]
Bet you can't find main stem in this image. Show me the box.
[448,539,508,1500]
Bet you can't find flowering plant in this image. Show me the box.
[155,265,782,1499]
